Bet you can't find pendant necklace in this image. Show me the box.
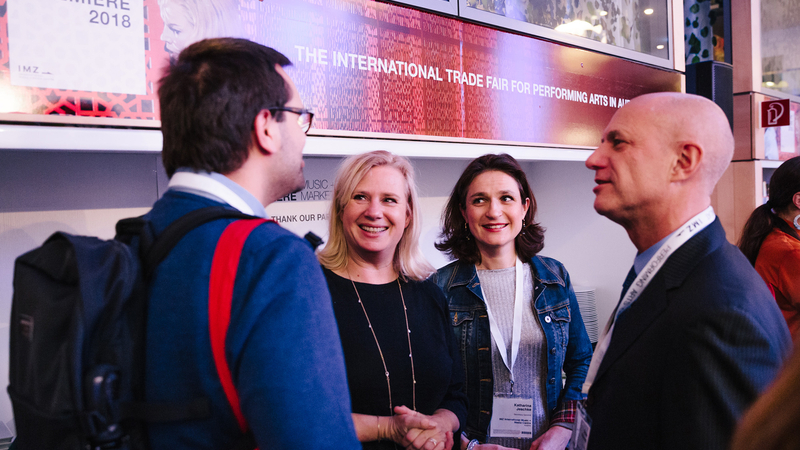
[348,269,416,416]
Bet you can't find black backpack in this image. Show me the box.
[8,206,254,450]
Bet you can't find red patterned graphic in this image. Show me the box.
[0,0,168,123]
[0,0,681,148]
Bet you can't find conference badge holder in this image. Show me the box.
[568,402,591,450]
[488,396,533,439]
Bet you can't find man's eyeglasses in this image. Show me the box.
[268,106,314,134]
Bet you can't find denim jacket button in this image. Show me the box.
[544,315,552,323]
[549,377,555,384]
[550,347,556,355]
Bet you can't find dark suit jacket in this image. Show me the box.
[586,218,791,450]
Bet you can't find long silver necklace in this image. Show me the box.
[348,271,416,415]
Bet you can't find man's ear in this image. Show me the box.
[671,141,703,182]
[252,109,278,155]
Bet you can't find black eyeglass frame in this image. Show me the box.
[268,106,314,134]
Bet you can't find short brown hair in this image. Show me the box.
[436,153,545,264]
[159,38,292,177]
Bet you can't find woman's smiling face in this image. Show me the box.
[341,165,411,264]
[462,170,529,259]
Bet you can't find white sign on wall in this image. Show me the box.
[7,0,146,95]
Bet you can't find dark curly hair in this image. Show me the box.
[435,153,545,264]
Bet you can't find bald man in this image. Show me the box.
[581,93,791,450]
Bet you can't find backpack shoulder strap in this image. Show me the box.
[115,206,260,428]
[208,218,274,434]
[146,206,256,267]
[116,206,257,280]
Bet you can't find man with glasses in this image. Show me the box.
[146,38,359,449]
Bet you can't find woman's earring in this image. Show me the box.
[794,214,800,230]
[464,222,471,240]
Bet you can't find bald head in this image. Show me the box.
[586,92,733,250]
[625,92,733,194]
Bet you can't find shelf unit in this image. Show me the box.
[713,0,798,244]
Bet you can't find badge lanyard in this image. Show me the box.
[479,257,525,391]
[168,172,256,216]
[582,207,716,394]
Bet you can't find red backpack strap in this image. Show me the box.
[208,218,273,432]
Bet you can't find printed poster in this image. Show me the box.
[0,0,681,147]
[7,0,146,95]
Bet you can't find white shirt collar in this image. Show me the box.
[167,168,268,218]
[633,206,715,274]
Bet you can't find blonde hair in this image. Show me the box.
[158,0,244,43]
[318,151,434,281]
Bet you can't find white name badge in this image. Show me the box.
[568,402,591,450]
[489,397,533,438]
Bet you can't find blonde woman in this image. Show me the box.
[158,0,244,60]
[319,151,467,450]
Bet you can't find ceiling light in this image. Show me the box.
[555,20,601,36]
[0,86,24,114]
[644,8,654,14]
[599,10,608,16]
[656,44,664,49]
[765,81,775,87]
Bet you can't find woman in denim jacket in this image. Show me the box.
[434,154,592,450]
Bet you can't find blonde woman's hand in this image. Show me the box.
[381,406,437,445]
[392,406,457,450]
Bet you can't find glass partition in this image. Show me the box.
[761,0,800,96]
[389,0,459,15]
[460,0,672,68]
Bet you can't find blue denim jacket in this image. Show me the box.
[434,256,593,441]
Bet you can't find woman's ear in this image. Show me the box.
[793,192,800,211]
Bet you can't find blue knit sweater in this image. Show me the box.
[143,190,359,449]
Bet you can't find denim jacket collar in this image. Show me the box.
[443,256,566,292]
[435,255,593,440]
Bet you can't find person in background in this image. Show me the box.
[583,92,791,450]
[738,155,800,339]
[158,0,244,60]
[318,150,468,450]
[147,38,359,449]
[730,342,800,450]
[435,153,592,450]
